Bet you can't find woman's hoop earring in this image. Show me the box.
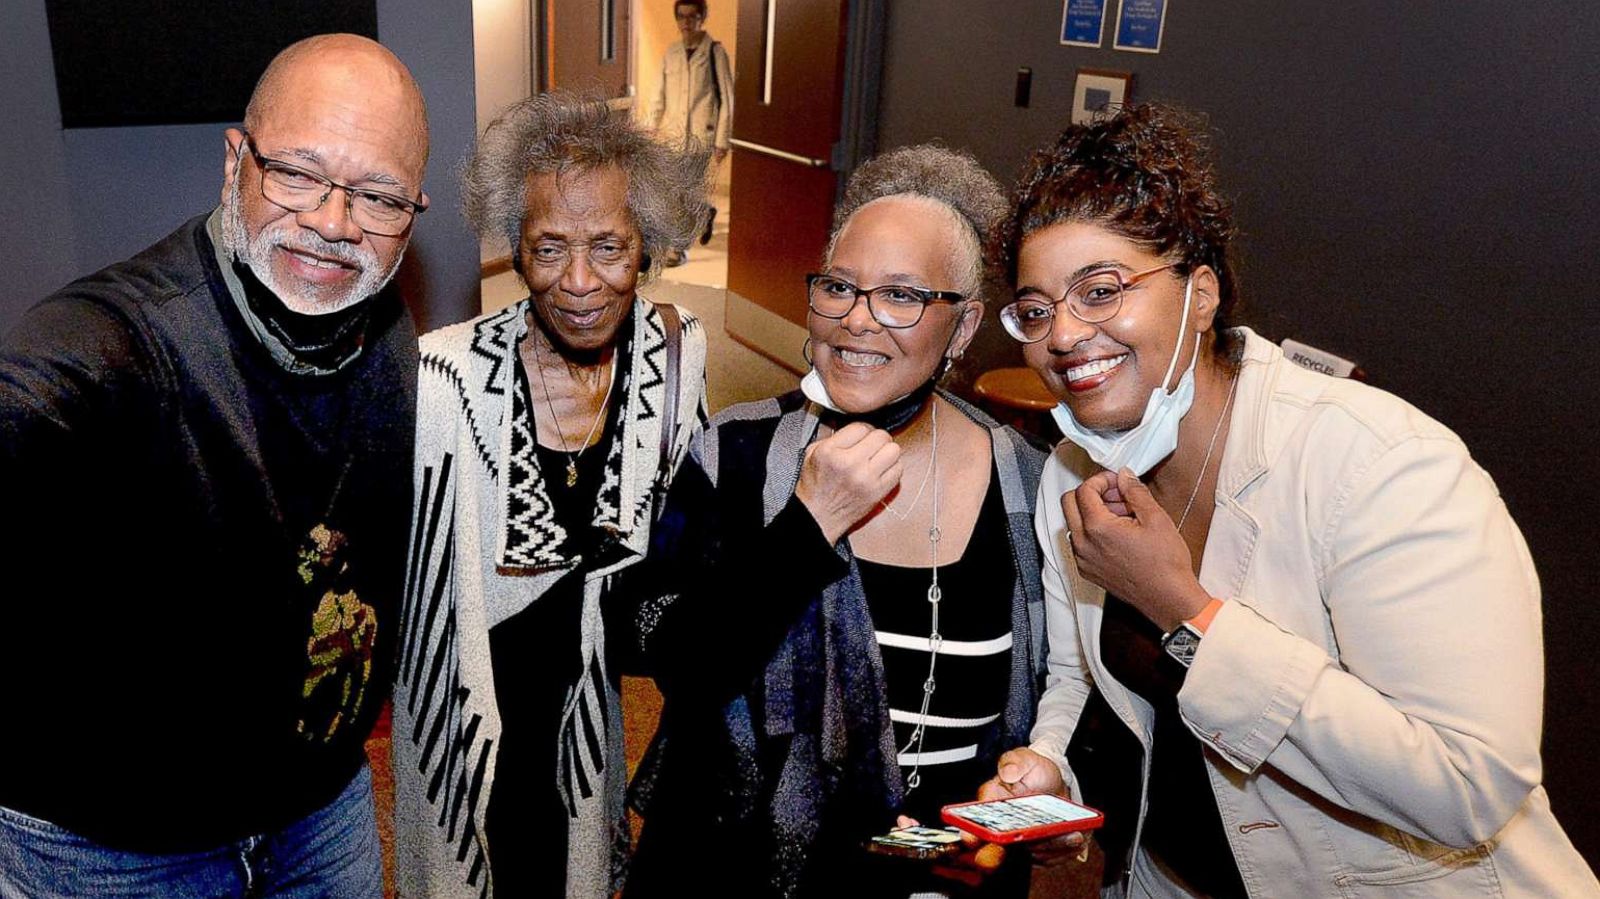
[801,338,814,367]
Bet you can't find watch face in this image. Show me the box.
[1162,624,1202,667]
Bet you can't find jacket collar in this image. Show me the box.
[1215,327,1281,499]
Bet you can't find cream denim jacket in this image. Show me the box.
[1030,329,1597,898]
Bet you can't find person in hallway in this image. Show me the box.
[649,0,734,248]
[393,93,709,899]
[979,103,1599,897]
[622,145,1045,899]
[0,34,429,898]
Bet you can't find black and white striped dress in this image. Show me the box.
[858,462,1015,823]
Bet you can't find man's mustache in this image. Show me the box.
[267,228,374,272]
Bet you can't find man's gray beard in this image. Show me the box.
[221,175,406,315]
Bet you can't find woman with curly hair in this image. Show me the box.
[392,93,710,899]
[622,144,1045,898]
[978,104,1596,897]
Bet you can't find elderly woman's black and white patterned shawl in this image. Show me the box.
[393,296,706,899]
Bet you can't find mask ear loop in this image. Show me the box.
[801,337,814,367]
[1160,276,1201,395]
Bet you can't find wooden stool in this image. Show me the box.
[973,367,1057,440]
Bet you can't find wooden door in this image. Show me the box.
[724,0,879,370]
[541,0,630,98]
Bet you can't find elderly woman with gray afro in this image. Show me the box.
[619,145,1048,899]
[392,93,708,899]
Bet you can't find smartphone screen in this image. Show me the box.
[864,825,964,860]
[941,794,1104,844]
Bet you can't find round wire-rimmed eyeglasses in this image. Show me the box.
[999,262,1177,343]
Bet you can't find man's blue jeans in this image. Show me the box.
[0,765,382,899]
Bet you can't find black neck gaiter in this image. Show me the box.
[232,257,373,373]
[817,377,939,433]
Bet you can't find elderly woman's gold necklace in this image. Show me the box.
[531,335,614,488]
[898,399,942,793]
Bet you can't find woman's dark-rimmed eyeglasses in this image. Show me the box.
[999,262,1177,343]
[240,132,427,237]
[806,273,965,329]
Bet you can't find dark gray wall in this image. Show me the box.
[1,1,80,326]
[0,1,479,335]
[879,0,1600,864]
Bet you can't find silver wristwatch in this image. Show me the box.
[1160,621,1204,668]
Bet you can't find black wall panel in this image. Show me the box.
[45,0,377,128]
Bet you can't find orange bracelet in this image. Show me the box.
[1187,597,1224,634]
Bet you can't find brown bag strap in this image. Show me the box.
[655,302,683,479]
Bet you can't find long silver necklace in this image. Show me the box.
[531,334,614,488]
[898,400,941,793]
[1176,373,1237,530]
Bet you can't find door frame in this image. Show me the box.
[724,0,886,373]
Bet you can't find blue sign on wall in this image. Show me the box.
[1113,0,1167,53]
[1060,0,1108,47]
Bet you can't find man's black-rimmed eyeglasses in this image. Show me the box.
[240,131,427,237]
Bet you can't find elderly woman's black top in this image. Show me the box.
[484,377,623,897]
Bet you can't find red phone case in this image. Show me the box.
[940,794,1105,844]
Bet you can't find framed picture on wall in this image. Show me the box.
[1071,69,1133,124]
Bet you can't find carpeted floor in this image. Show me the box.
[640,278,799,412]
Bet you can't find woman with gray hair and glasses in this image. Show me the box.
[392,93,708,899]
[621,145,1046,899]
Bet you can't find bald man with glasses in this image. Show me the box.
[0,34,429,897]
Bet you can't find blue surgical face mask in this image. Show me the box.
[1049,275,1201,476]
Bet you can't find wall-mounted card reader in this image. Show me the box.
[1015,67,1033,108]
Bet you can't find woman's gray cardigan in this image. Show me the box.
[623,389,1047,898]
